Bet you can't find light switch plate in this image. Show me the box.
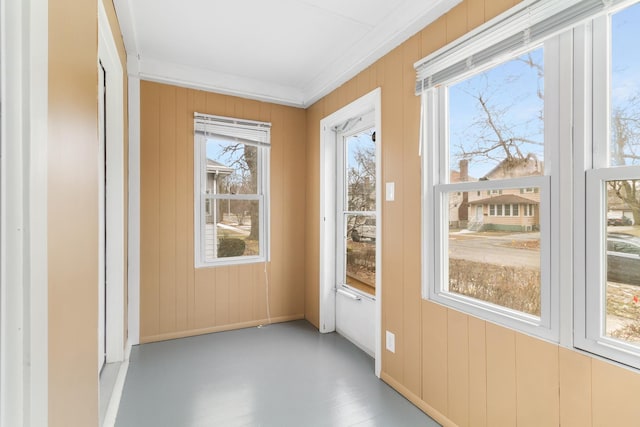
[386,331,395,353]
[386,182,395,201]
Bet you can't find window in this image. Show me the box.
[421,41,555,339]
[418,0,640,365]
[413,0,618,341]
[579,2,640,368]
[524,204,535,217]
[194,113,270,267]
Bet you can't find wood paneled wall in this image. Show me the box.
[305,0,640,426]
[139,81,306,343]
[48,1,129,424]
[49,0,99,424]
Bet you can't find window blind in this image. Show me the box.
[194,112,271,147]
[414,0,624,94]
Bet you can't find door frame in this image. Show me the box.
[98,2,126,366]
[319,88,381,377]
[1,0,49,424]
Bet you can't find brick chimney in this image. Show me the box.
[459,159,469,221]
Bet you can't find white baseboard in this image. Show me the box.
[103,339,133,427]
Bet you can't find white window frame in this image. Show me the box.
[194,113,271,268]
[418,11,571,343]
[417,0,640,354]
[422,41,559,340]
[575,4,640,369]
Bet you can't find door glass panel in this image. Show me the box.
[604,179,640,346]
[346,129,376,211]
[344,214,376,295]
[339,123,376,297]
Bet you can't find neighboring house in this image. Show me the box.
[468,191,540,232]
[205,159,234,223]
[449,160,476,228]
[466,156,542,231]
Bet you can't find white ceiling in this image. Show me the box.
[114,0,461,107]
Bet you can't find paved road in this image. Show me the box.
[448,232,540,269]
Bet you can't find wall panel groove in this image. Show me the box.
[140,81,306,342]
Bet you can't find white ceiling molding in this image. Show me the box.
[138,57,306,107]
[114,0,462,108]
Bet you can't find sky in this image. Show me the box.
[611,2,640,167]
[447,47,544,179]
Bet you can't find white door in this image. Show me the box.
[98,61,106,373]
[335,113,377,356]
[476,205,484,222]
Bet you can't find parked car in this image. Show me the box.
[608,216,633,226]
[607,233,640,286]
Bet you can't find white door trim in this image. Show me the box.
[1,0,49,425]
[98,2,125,365]
[127,75,141,346]
[319,88,382,377]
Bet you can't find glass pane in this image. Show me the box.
[610,3,640,167]
[204,199,260,261]
[346,128,376,211]
[206,138,258,194]
[448,47,544,181]
[344,214,376,295]
[605,179,640,345]
[446,188,541,316]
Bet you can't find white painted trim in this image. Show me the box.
[421,33,568,343]
[555,30,575,348]
[575,8,640,369]
[111,0,461,108]
[582,166,640,369]
[139,57,306,108]
[99,2,126,364]
[1,0,49,425]
[319,121,337,335]
[319,88,382,377]
[26,1,49,423]
[193,115,271,268]
[572,22,591,353]
[102,339,133,427]
[127,77,141,346]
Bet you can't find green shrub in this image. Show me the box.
[218,238,246,257]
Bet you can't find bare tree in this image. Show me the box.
[216,143,260,240]
[348,143,375,211]
[451,51,544,178]
[610,105,640,224]
[346,139,375,241]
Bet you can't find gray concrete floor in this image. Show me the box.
[115,320,439,427]
[100,361,120,425]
